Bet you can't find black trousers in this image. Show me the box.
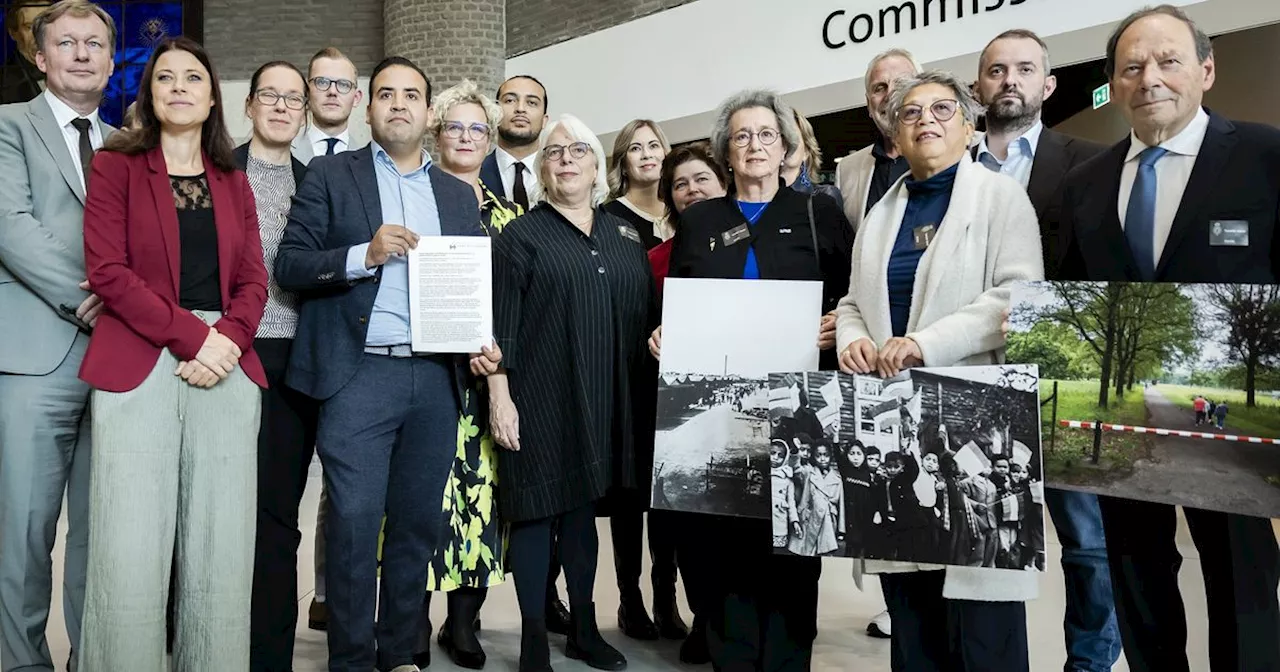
[509,502,599,617]
[248,338,320,672]
[1098,496,1280,672]
[880,571,1029,672]
[610,506,680,596]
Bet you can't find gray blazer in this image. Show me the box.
[0,93,114,375]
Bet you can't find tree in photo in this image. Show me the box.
[1203,284,1280,407]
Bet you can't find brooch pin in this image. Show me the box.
[710,237,717,251]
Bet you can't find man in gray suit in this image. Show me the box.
[0,2,116,670]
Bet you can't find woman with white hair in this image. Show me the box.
[649,88,854,670]
[835,70,1043,671]
[488,113,655,672]
[409,78,521,671]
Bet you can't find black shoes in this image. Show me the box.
[652,590,689,640]
[679,617,710,665]
[616,590,659,641]
[308,598,328,631]
[438,616,487,669]
[567,602,627,671]
[546,596,571,636]
[519,618,554,672]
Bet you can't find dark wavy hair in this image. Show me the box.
[658,141,727,228]
[103,36,236,173]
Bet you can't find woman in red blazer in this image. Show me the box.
[77,37,267,672]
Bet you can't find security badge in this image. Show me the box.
[912,223,938,251]
[1209,220,1249,247]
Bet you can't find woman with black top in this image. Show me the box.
[488,113,655,672]
[649,88,854,671]
[78,37,267,671]
[602,118,671,250]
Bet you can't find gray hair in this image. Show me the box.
[864,48,924,94]
[886,70,984,129]
[429,78,503,142]
[709,89,801,172]
[530,113,610,208]
[1105,4,1212,79]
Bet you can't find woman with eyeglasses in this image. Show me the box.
[835,70,1042,671]
[489,113,655,672]
[407,78,521,671]
[648,89,853,671]
[228,60,320,672]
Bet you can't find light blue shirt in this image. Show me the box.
[344,141,441,346]
[976,121,1043,189]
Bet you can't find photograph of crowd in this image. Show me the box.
[769,366,1046,571]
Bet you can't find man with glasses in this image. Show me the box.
[293,46,364,165]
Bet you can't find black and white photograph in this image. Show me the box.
[1009,281,1280,518]
[769,366,1046,572]
[651,278,823,518]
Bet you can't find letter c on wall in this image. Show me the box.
[823,10,847,49]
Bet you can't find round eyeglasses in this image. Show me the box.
[442,121,491,141]
[254,90,306,111]
[897,100,960,125]
[730,128,780,147]
[310,76,356,95]
[544,142,591,162]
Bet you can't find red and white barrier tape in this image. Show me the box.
[1058,420,1280,445]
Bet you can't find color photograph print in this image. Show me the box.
[769,366,1046,572]
[1009,281,1280,519]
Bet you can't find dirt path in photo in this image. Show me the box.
[1097,387,1280,517]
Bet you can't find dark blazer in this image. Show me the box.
[274,144,483,401]
[972,128,1105,278]
[80,147,268,392]
[233,142,307,185]
[1058,110,1280,284]
[480,150,504,200]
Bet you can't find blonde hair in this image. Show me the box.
[792,109,822,185]
[530,114,610,208]
[606,119,671,199]
[32,0,116,53]
[429,78,503,142]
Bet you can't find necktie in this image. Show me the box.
[1124,146,1168,280]
[324,137,340,155]
[70,117,94,189]
[511,162,530,212]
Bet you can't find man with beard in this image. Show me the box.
[974,29,1120,672]
[834,48,919,234]
[293,47,365,164]
[479,75,547,211]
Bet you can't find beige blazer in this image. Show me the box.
[834,144,875,234]
[835,156,1045,602]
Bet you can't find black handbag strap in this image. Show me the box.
[807,193,822,279]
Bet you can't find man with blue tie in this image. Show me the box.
[1058,6,1280,671]
[276,56,485,672]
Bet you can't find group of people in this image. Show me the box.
[1,2,1278,672]
[1193,394,1230,429]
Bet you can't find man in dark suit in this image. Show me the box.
[1059,6,1280,671]
[480,75,547,211]
[275,56,486,672]
[972,29,1121,672]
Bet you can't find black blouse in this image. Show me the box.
[172,174,221,311]
[602,198,664,251]
[492,204,656,522]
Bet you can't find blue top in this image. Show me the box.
[343,140,442,346]
[887,162,958,337]
[737,200,769,279]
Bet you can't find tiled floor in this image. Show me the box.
[40,463,1234,671]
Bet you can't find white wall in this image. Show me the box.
[505,0,1280,147]
[1055,21,1280,144]
[220,77,373,147]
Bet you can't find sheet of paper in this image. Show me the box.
[406,236,493,354]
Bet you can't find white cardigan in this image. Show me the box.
[835,157,1045,602]
[835,144,875,235]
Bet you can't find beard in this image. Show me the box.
[985,92,1042,132]
[499,124,540,147]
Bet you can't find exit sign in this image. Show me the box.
[1092,83,1111,110]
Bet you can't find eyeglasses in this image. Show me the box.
[310,76,356,95]
[544,142,591,162]
[897,100,960,125]
[730,128,780,147]
[254,90,306,111]
[442,121,491,141]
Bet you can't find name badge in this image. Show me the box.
[1209,220,1249,247]
[722,224,752,247]
[618,225,642,244]
[912,224,937,251]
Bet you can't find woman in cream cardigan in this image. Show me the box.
[834,70,1044,671]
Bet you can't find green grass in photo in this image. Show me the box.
[1040,379,1152,486]
[1154,384,1280,439]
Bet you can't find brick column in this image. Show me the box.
[384,0,506,101]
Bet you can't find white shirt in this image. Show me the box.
[1117,107,1210,265]
[307,125,351,158]
[44,89,103,189]
[975,121,1042,189]
[495,146,538,198]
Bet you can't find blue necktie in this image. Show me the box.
[1124,146,1168,280]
